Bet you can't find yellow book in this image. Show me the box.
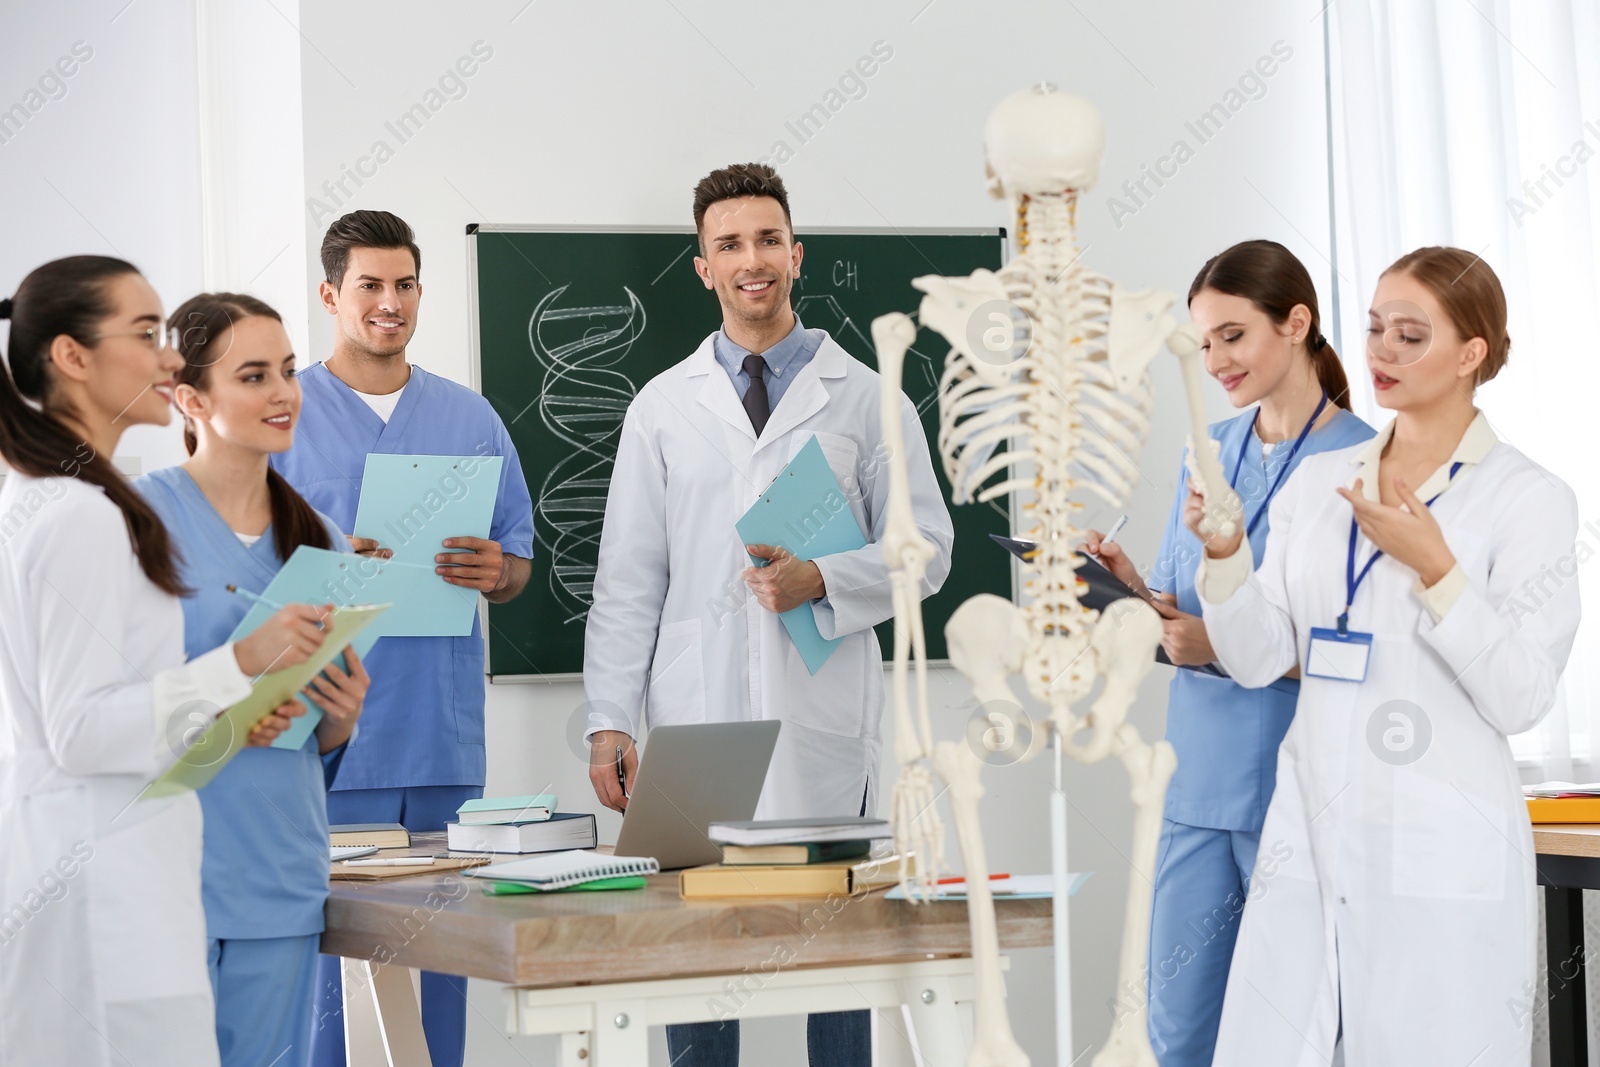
[1526,796,1600,823]
[680,857,899,899]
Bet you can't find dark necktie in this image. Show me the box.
[742,354,770,436]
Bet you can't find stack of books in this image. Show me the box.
[1525,781,1600,823]
[446,794,599,853]
[681,817,895,899]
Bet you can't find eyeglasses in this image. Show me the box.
[95,325,181,352]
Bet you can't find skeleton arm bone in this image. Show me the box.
[810,396,954,639]
[874,310,949,903]
[1167,321,1243,540]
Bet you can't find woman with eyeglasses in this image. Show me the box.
[1193,248,1580,1064]
[0,257,330,1066]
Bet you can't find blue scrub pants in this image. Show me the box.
[1146,819,1260,1067]
[310,785,481,1067]
[209,932,320,1067]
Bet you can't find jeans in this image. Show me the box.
[666,1011,870,1067]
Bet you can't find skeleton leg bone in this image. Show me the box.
[932,739,1031,1067]
[1083,601,1170,1067]
[1091,724,1176,1067]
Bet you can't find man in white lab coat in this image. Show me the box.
[583,163,953,1066]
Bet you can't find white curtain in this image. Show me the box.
[1328,0,1600,783]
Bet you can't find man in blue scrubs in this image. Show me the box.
[274,210,536,1067]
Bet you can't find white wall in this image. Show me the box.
[0,0,308,478]
[294,3,1334,1065]
[0,0,203,475]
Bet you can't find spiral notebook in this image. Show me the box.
[464,849,661,890]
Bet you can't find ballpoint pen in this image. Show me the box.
[341,857,435,867]
[1098,514,1129,553]
[225,585,284,612]
[615,744,630,801]
[226,585,333,627]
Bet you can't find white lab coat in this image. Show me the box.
[1197,413,1580,1066]
[0,473,252,1066]
[584,332,953,820]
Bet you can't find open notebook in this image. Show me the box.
[464,849,660,890]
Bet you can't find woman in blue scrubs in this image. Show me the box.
[1084,241,1374,1066]
[136,292,369,1067]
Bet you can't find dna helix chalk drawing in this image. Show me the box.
[526,284,645,623]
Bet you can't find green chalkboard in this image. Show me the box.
[469,226,1009,678]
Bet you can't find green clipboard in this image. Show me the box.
[140,604,390,800]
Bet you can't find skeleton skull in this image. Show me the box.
[984,83,1106,200]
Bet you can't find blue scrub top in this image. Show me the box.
[136,465,349,940]
[1147,405,1374,831]
[270,363,537,790]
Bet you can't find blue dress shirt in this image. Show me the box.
[711,315,826,412]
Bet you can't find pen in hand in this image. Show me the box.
[1092,514,1129,560]
[616,744,630,803]
[225,585,285,612]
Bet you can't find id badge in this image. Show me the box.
[1306,626,1372,682]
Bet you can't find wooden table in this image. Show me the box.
[1534,825,1600,1067]
[322,849,1053,1066]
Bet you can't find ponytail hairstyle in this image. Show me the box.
[168,292,333,563]
[1383,246,1510,387]
[0,256,187,595]
[1188,239,1352,411]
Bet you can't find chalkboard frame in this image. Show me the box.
[466,223,1016,682]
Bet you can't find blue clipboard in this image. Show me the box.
[226,546,436,749]
[351,453,505,637]
[735,436,867,674]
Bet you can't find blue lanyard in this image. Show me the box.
[1230,391,1328,538]
[1339,460,1464,634]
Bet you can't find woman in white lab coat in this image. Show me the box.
[1191,246,1580,1065]
[0,257,331,1067]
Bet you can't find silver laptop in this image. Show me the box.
[613,721,781,869]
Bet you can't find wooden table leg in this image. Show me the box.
[1545,885,1587,1067]
[342,958,435,1067]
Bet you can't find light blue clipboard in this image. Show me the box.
[226,546,436,749]
[735,436,867,674]
[351,453,505,637]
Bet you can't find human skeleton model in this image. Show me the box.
[873,86,1242,1067]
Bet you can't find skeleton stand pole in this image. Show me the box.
[1052,730,1072,1066]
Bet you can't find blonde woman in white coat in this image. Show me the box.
[0,257,330,1067]
[1188,246,1580,1065]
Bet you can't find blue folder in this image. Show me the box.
[351,453,505,637]
[735,436,867,674]
[226,546,436,749]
